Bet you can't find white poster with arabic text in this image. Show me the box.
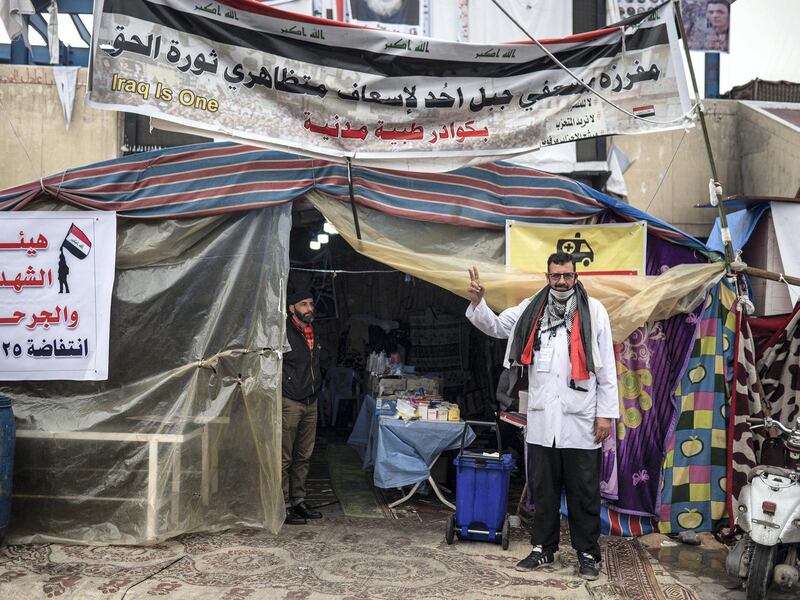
[0,212,116,381]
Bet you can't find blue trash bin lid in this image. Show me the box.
[0,395,11,409]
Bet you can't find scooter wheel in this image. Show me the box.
[445,514,455,545]
[746,543,778,600]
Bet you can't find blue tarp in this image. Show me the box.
[706,204,770,255]
[348,395,475,489]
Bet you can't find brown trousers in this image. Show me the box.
[281,396,318,503]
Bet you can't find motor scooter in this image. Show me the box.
[726,415,800,600]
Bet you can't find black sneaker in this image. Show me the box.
[293,501,322,519]
[284,506,307,525]
[515,546,554,572]
[577,552,600,580]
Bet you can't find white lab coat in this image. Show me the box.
[466,296,619,449]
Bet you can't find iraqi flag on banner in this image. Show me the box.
[62,223,92,259]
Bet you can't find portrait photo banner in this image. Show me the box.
[89,0,691,170]
[506,220,647,277]
[344,0,431,37]
[0,212,117,381]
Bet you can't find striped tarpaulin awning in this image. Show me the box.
[0,141,706,252]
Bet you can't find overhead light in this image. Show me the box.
[309,240,321,250]
[323,222,338,235]
[317,233,330,244]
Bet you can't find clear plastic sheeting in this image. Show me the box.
[310,192,725,343]
[0,204,290,545]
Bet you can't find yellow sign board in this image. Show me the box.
[506,221,647,276]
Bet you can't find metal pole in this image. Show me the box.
[672,0,734,263]
[704,53,720,99]
[10,35,29,65]
[346,158,362,241]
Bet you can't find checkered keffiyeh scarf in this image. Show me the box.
[539,291,578,337]
[508,281,595,379]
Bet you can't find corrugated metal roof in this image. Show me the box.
[724,79,800,103]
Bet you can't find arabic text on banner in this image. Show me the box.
[506,220,647,277]
[88,0,691,170]
[0,212,116,381]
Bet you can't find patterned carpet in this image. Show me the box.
[0,517,697,599]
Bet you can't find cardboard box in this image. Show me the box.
[378,377,406,396]
[396,398,418,419]
[375,397,397,416]
[425,405,450,421]
[404,376,440,395]
[447,404,460,421]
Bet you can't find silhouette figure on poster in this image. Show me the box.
[58,249,70,294]
[58,222,93,294]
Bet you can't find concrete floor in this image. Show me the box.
[639,532,798,600]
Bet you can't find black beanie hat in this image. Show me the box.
[287,290,313,306]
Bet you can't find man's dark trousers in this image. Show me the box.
[529,443,601,559]
[282,396,317,503]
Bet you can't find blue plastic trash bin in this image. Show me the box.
[446,420,516,549]
[0,395,14,546]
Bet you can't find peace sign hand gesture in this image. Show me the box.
[468,266,485,306]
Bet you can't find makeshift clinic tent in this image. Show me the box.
[0,141,726,544]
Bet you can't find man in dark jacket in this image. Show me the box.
[282,290,323,525]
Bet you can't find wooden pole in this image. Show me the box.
[346,158,362,241]
[737,265,800,288]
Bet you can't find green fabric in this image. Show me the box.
[326,442,385,519]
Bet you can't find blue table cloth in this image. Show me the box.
[347,395,475,489]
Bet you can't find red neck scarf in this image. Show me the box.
[291,315,314,350]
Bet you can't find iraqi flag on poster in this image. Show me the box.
[62,223,92,259]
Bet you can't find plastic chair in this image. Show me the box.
[322,367,360,427]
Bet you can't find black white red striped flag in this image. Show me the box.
[62,223,92,259]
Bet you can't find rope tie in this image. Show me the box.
[737,294,755,316]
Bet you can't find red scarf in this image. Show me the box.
[291,315,314,350]
[520,307,589,382]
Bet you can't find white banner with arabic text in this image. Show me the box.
[89,0,691,171]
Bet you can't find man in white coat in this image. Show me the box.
[466,253,619,580]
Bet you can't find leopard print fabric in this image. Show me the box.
[729,313,761,515]
[758,308,800,427]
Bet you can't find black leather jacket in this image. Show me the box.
[282,317,321,403]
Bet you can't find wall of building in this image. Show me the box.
[0,65,120,192]
[615,99,800,239]
[737,102,800,198]
[614,100,742,239]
